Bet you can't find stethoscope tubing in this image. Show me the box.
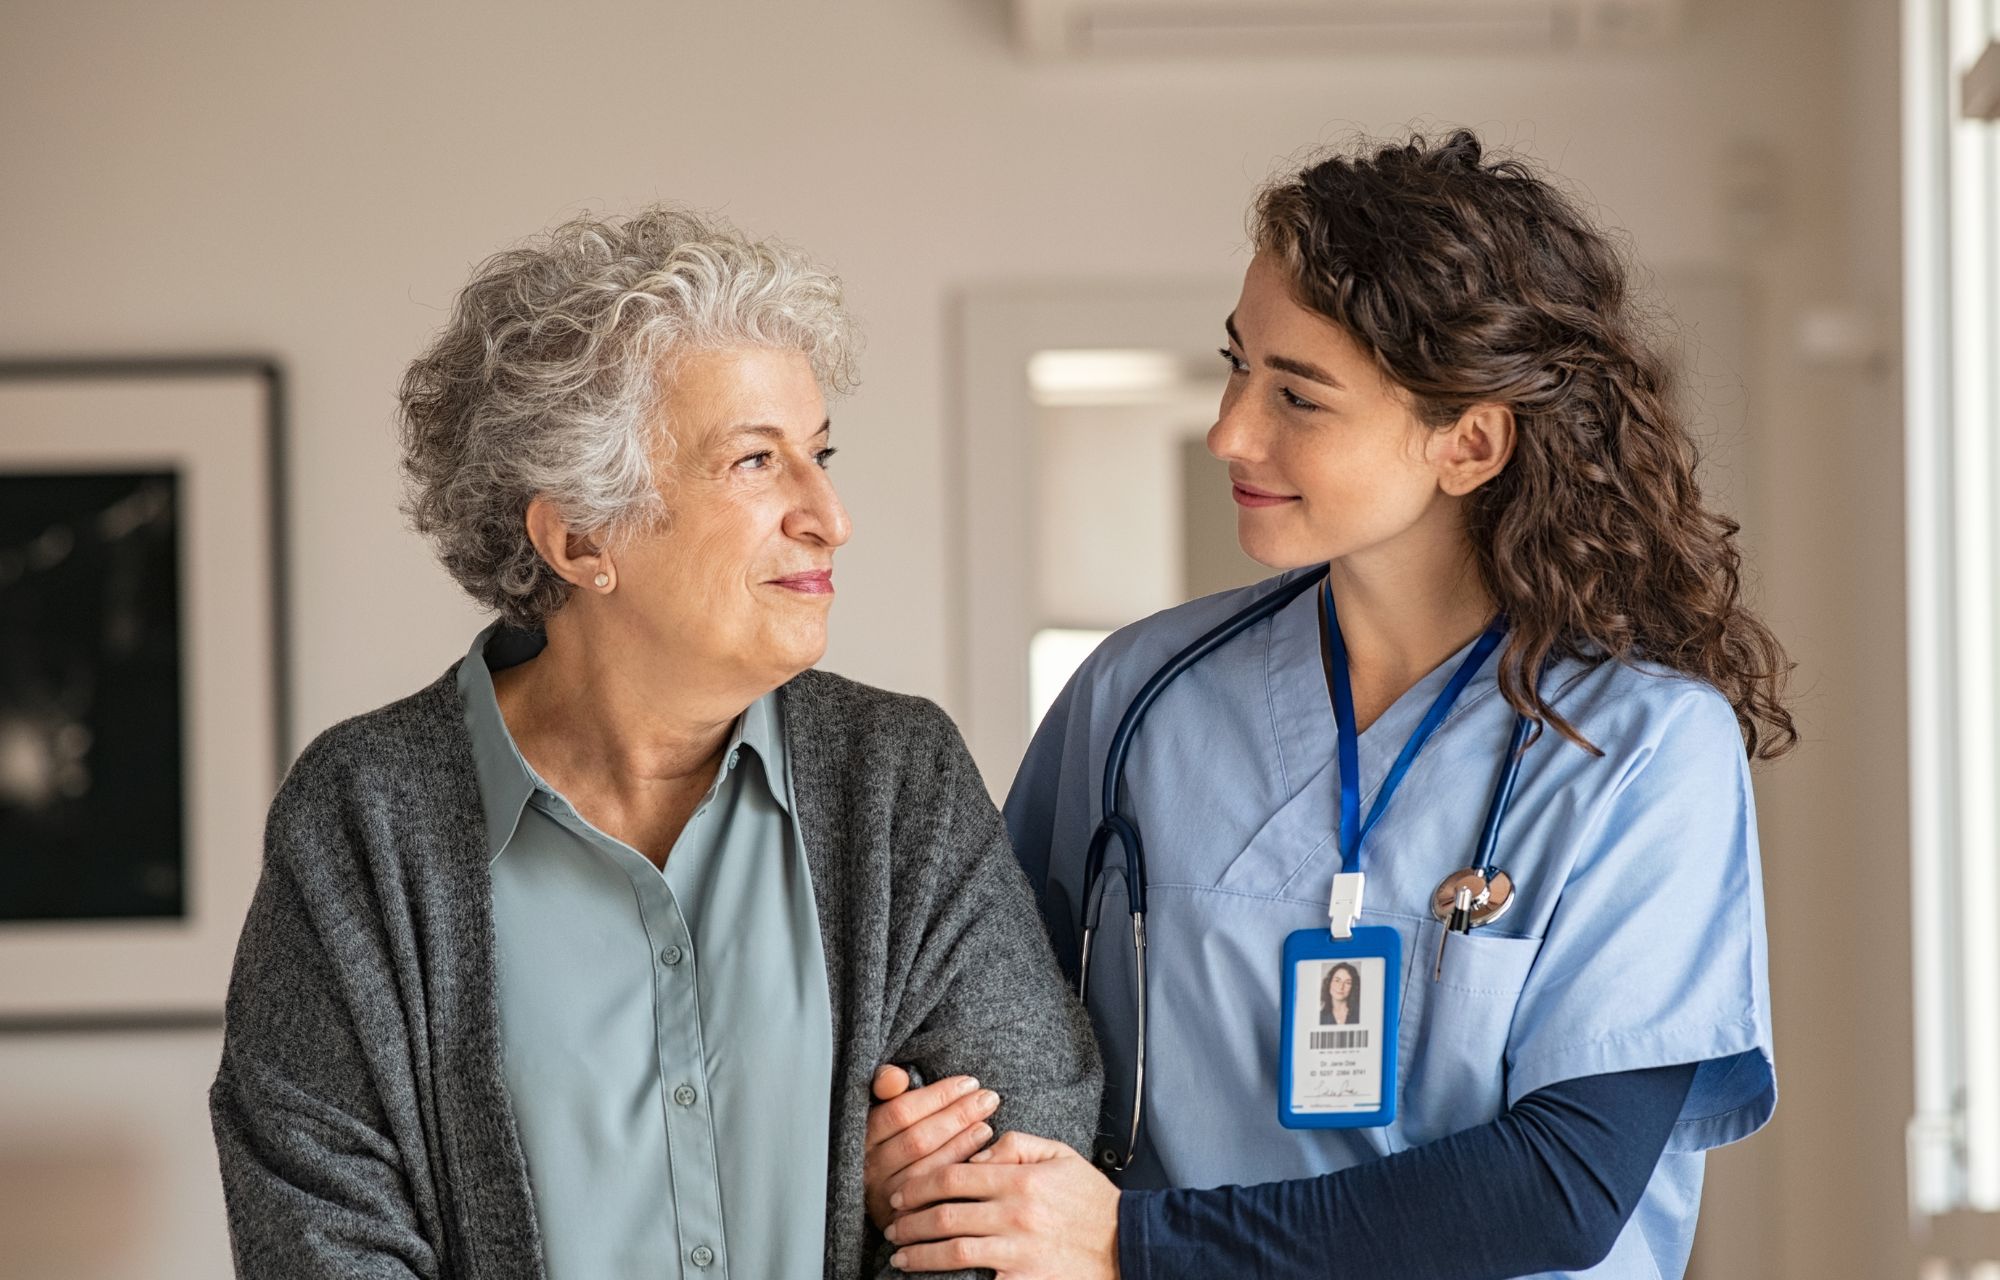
[1083,567,1328,926]
[1473,706,1535,876]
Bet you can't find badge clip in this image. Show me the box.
[1327,871,1365,940]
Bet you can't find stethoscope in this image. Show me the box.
[1076,566,1534,1172]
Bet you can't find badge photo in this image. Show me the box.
[1278,924,1401,1129]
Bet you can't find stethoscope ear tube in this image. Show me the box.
[1078,828,1150,1173]
[1079,815,1142,1005]
[1082,814,1147,918]
[1118,908,1148,1173]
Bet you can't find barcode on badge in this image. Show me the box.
[1309,1029,1369,1050]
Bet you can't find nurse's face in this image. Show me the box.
[1208,253,1481,571]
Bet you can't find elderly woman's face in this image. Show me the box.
[620,346,849,686]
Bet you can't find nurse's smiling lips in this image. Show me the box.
[1231,479,1299,508]
[770,568,834,595]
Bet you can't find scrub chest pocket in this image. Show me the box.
[1396,917,1543,1147]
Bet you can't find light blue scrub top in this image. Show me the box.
[461,622,834,1280]
[1004,569,1776,1280]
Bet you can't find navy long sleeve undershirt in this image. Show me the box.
[1118,1061,1698,1280]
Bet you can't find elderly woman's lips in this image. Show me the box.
[771,570,834,594]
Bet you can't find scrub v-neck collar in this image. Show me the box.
[1264,578,1506,812]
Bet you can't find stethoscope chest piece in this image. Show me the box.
[1430,866,1516,929]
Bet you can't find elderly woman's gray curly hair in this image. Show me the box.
[397,205,860,627]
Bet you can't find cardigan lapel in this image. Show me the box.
[399,667,547,1280]
[778,671,865,1090]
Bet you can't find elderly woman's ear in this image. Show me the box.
[523,496,615,594]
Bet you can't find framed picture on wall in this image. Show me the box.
[0,358,288,1028]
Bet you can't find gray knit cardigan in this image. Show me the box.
[208,662,1102,1279]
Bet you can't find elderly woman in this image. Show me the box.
[208,208,1100,1280]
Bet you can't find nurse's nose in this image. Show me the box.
[1207,384,1262,464]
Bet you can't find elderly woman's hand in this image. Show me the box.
[883,1131,1122,1279]
[863,1066,1001,1230]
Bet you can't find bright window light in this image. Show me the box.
[1027,349,1190,406]
[1904,0,2000,1225]
[1029,628,1111,732]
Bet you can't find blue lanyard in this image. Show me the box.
[1318,582,1507,874]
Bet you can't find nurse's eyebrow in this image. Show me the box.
[1223,313,1345,391]
[1267,354,1343,391]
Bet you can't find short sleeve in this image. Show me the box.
[1003,667,1093,977]
[1503,684,1776,1153]
[1006,676,1076,901]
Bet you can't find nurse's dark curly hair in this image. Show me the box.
[1254,129,1796,760]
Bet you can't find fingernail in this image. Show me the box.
[890,1191,904,1210]
[974,1123,992,1142]
[979,1089,999,1110]
[970,1150,992,1163]
[891,1253,908,1269]
[960,1076,981,1094]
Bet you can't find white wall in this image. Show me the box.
[0,0,1909,1274]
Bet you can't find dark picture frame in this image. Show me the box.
[0,358,288,1030]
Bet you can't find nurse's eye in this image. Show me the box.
[1218,347,1247,376]
[814,446,838,469]
[734,451,773,471]
[1278,386,1321,412]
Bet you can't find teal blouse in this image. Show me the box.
[459,622,833,1280]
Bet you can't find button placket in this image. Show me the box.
[640,881,726,1280]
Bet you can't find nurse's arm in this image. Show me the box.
[889,1061,1696,1279]
[885,1133,1118,1279]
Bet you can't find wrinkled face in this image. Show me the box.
[1208,253,1449,570]
[1328,966,1353,1001]
[615,346,850,691]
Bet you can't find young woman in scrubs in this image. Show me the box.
[864,129,1790,1280]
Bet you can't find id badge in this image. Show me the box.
[1278,925,1400,1129]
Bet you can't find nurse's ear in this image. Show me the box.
[1430,402,1517,496]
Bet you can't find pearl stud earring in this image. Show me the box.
[593,572,610,589]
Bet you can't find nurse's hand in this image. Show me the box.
[864,1066,1000,1230]
[884,1131,1120,1278]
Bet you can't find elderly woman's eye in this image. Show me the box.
[736,452,773,471]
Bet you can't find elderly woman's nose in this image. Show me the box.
[787,464,852,546]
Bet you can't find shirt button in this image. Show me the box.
[726,750,739,771]
[674,1084,698,1106]
[659,945,684,966]
[690,1245,714,1267]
